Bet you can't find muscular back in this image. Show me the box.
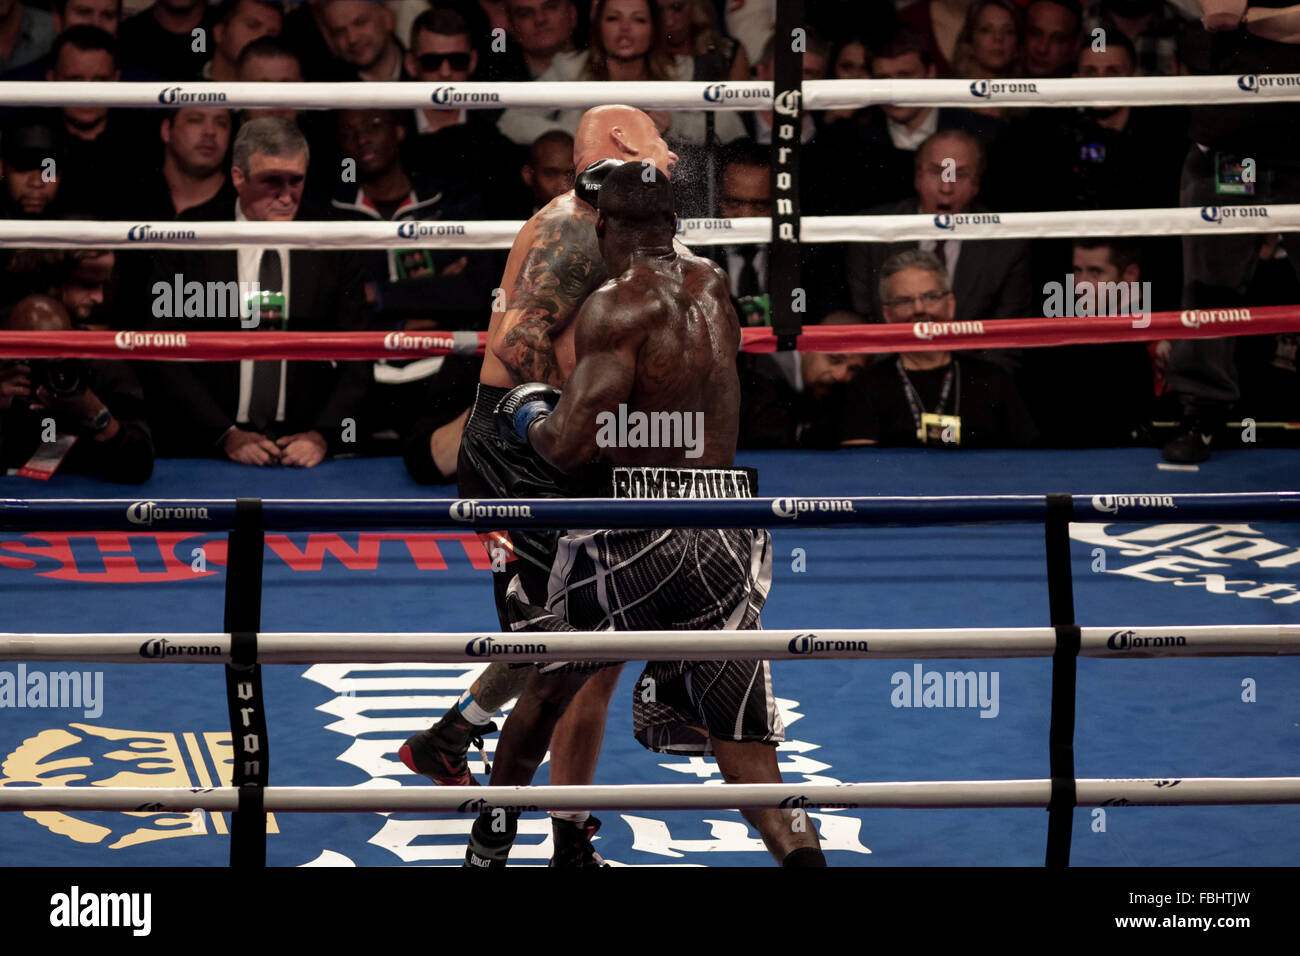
[482,193,606,388]
[534,250,742,471]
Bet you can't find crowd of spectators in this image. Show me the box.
[0,0,1297,483]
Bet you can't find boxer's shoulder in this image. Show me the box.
[505,193,607,320]
[532,191,596,229]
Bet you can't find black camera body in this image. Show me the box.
[30,358,88,399]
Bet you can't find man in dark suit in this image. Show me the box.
[845,129,1032,330]
[145,117,372,467]
[707,138,844,332]
[402,7,528,219]
[41,26,139,217]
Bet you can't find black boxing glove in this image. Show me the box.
[495,383,562,448]
[575,158,625,209]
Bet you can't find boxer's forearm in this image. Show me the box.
[1245,4,1300,41]
[529,414,594,472]
[528,322,638,471]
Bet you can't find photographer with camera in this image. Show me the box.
[0,294,153,482]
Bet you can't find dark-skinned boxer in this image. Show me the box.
[399,105,679,866]
[463,163,826,868]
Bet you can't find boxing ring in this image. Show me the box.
[2,37,1300,870]
[2,451,1299,867]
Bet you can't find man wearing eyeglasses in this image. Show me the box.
[845,129,1032,337]
[839,249,1037,449]
[403,7,529,218]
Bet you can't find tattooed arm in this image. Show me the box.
[529,284,647,472]
[492,202,606,386]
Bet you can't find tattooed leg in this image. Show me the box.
[465,662,531,713]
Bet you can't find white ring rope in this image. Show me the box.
[2,778,1298,813]
[1,75,1297,110]
[6,206,1299,250]
[3,625,1297,663]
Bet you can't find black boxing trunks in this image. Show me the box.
[458,383,595,629]
[501,465,784,755]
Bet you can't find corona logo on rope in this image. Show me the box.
[932,213,1000,231]
[455,798,540,813]
[0,723,278,849]
[157,86,227,105]
[383,331,454,352]
[968,79,1037,99]
[1237,73,1300,92]
[771,497,855,519]
[912,320,984,340]
[125,500,211,526]
[675,218,732,236]
[114,330,188,350]
[395,222,465,238]
[702,83,767,104]
[1105,629,1188,651]
[429,86,499,105]
[1180,308,1252,329]
[779,794,862,810]
[1089,494,1176,515]
[448,499,534,522]
[787,633,869,655]
[1200,205,1269,223]
[126,224,197,242]
[138,638,223,660]
[463,636,548,658]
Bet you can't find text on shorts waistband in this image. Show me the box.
[611,466,758,499]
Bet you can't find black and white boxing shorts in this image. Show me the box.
[458,383,601,629]
[502,464,785,756]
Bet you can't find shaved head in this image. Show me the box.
[574,104,677,180]
[7,294,71,332]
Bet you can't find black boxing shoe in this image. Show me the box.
[1162,426,1214,464]
[549,815,611,868]
[465,811,518,868]
[399,707,495,787]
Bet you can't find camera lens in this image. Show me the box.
[39,359,87,398]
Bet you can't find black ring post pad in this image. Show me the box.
[223,498,268,866]
[1048,623,1082,811]
[1042,493,1079,866]
[230,630,257,667]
